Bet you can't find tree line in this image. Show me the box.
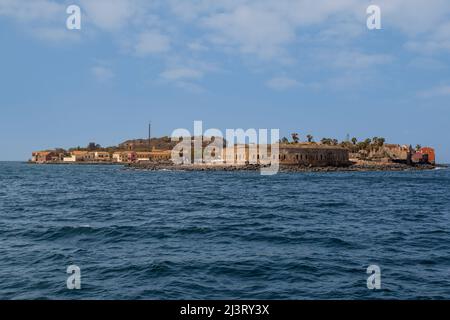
[280,134,389,152]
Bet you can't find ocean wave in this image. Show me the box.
[1,162,450,299]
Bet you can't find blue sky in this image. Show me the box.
[1,0,449,162]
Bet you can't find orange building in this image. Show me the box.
[32,151,55,163]
[419,147,436,164]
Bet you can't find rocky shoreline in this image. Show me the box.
[126,162,443,172]
[27,161,122,165]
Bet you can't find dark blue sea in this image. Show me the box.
[0,162,449,299]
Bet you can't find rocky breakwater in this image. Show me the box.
[126,161,438,172]
[126,161,261,172]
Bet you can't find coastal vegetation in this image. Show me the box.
[280,134,388,153]
[68,136,177,153]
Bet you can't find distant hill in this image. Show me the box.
[118,136,177,151]
[118,136,226,151]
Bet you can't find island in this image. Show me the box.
[29,134,439,172]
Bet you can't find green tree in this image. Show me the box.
[351,137,357,145]
[356,139,372,151]
[370,137,385,150]
[306,134,314,143]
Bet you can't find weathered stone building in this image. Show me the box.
[220,144,349,167]
[32,151,55,163]
[419,147,436,164]
[278,144,350,167]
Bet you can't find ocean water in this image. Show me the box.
[0,161,450,300]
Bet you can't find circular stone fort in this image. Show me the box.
[279,144,350,167]
[222,143,350,167]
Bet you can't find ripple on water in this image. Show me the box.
[0,162,450,299]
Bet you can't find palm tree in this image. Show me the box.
[359,138,371,151]
[351,137,357,145]
[416,144,422,151]
[281,137,289,144]
[306,134,314,143]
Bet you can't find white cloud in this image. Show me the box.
[91,65,115,82]
[330,51,393,69]
[202,4,296,59]
[158,59,221,92]
[160,67,203,81]
[0,0,63,22]
[405,21,450,54]
[2,0,450,92]
[405,40,450,55]
[80,0,145,31]
[34,27,81,42]
[317,21,364,41]
[195,0,366,61]
[3,0,450,60]
[173,81,205,93]
[376,0,450,36]
[266,76,301,91]
[0,0,77,43]
[167,0,239,22]
[158,66,206,93]
[2,1,450,50]
[134,31,170,56]
[187,41,209,52]
[418,85,450,98]
[408,57,446,70]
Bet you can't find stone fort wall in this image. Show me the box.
[222,144,350,167]
[279,146,350,167]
